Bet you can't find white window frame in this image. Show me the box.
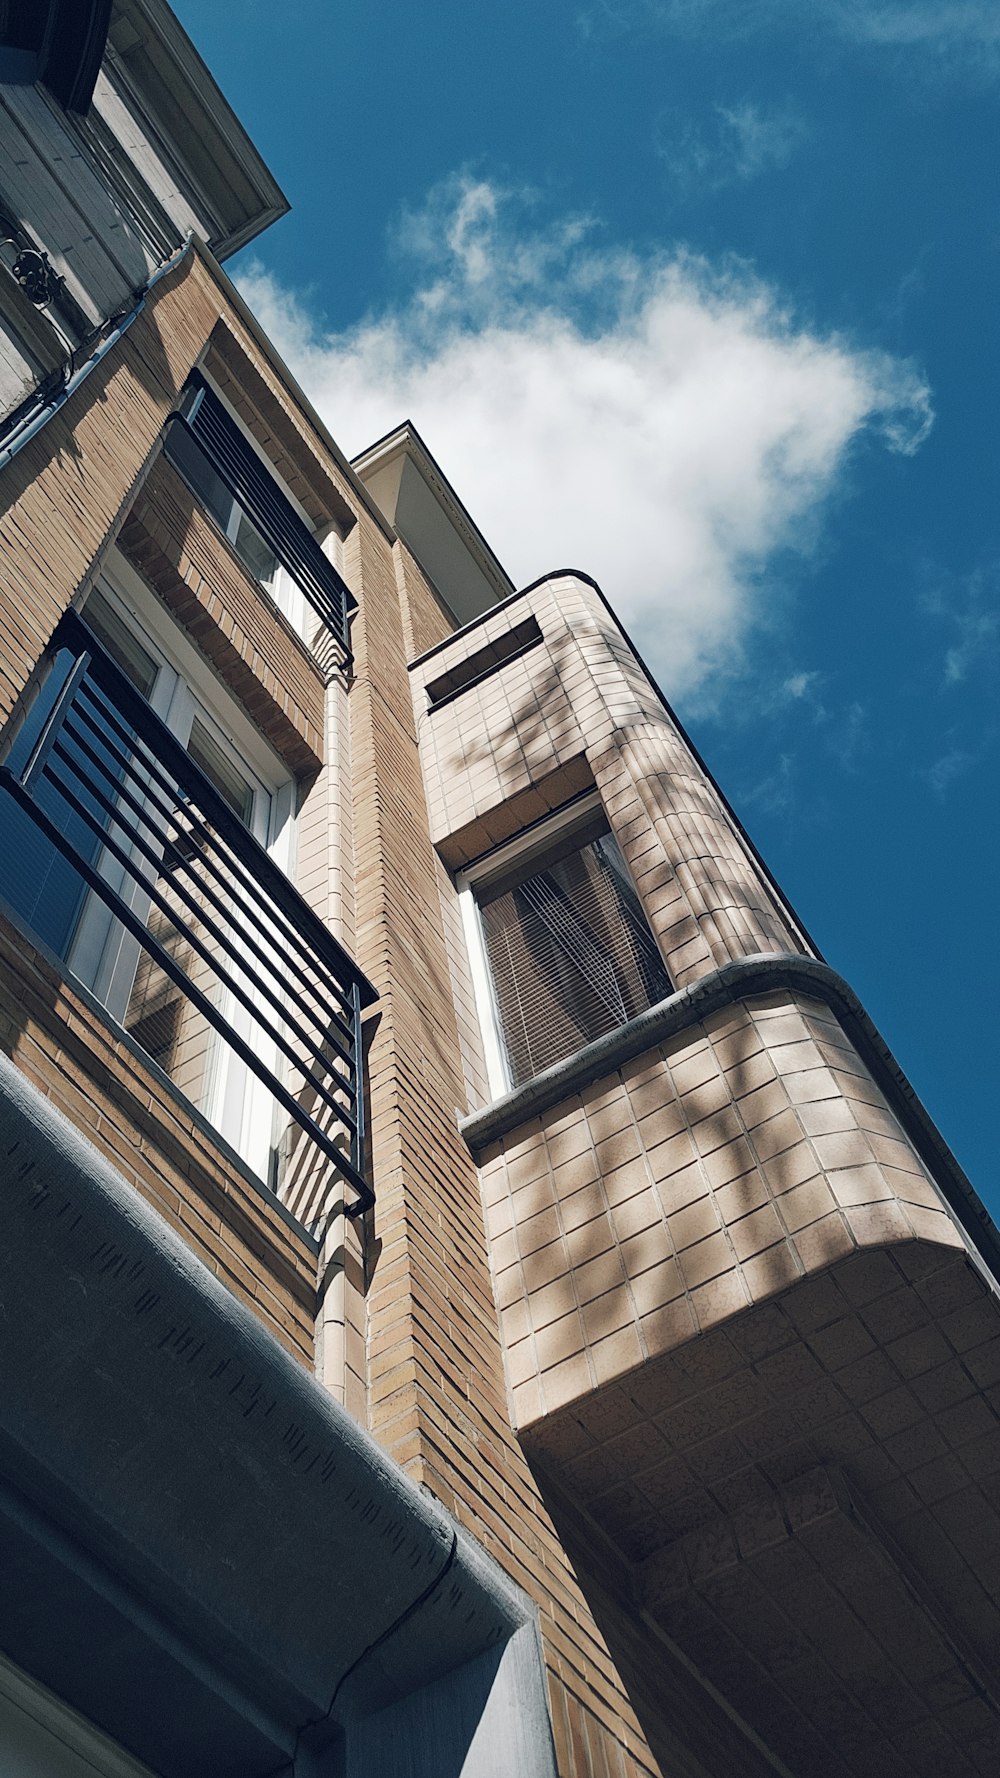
[457,792,606,1102]
[71,552,297,1184]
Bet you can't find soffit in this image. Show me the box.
[106,0,288,259]
[353,421,514,627]
[526,1243,1000,1778]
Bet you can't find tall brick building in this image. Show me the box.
[1,6,999,1776]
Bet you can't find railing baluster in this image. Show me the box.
[0,610,376,1229]
[164,374,356,667]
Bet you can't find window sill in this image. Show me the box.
[119,457,329,775]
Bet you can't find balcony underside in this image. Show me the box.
[526,1239,1000,1778]
[464,961,1000,1774]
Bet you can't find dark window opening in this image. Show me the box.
[164,374,355,661]
[425,617,543,709]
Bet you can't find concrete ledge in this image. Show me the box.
[0,1052,533,1776]
[459,951,1000,1291]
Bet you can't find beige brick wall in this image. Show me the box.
[0,913,317,1361]
[0,254,219,727]
[118,457,327,775]
[477,990,962,1430]
[410,574,804,990]
[351,537,666,1776]
[0,246,378,1373]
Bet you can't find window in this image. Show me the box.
[164,418,308,636]
[424,617,544,709]
[163,372,355,657]
[0,569,374,1222]
[460,800,672,1097]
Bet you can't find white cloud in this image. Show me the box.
[920,563,1000,686]
[657,100,809,191]
[783,670,821,701]
[579,0,1000,78]
[925,746,974,795]
[239,176,931,694]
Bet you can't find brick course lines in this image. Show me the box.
[0,255,218,726]
[352,539,664,1775]
[0,914,315,1361]
[409,575,802,993]
[526,1246,1000,1778]
[0,253,386,1367]
[118,457,325,775]
[478,992,962,1428]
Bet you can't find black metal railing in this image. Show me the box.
[164,373,356,663]
[0,609,376,1224]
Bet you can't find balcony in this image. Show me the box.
[462,967,1000,1778]
[164,373,356,663]
[0,609,375,1234]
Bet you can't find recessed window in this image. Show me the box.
[0,579,289,1188]
[425,616,543,709]
[461,803,672,1095]
[163,373,355,657]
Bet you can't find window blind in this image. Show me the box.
[479,828,671,1089]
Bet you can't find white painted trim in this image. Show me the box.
[458,880,511,1102]
[456,792,604,1103]
[74,566,296,1184]
[94,551,290,793]
[460,791,603,890]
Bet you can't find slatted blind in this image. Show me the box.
[479,825,671,1089]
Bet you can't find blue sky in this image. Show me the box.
[177,0,998,1204]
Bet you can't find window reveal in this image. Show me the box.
[471,812,672,1092]
[164,373,355,658]
[0,592,374,1223]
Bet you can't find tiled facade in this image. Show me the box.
[410,569,1000,1773]
[476,988,961,1427]
[1,9,998,1777]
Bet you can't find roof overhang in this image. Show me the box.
[104,0,288,259]
[0,1053,524,1776]
[353,421,514,629]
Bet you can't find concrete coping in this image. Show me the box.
[458,952,1000,1293]
[0,1052,531,1774]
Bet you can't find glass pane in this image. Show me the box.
[0,651,145,961]
[479,826,672,1088]
[166,422,233,533]
[232,511,279,592]
[82,590,158,696]
[186,717,254,826]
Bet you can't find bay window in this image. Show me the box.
[459,799,672,1098]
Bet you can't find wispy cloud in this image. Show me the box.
[657,100,809,192]
[827,700,869,772]
[579,0,1000,80]
[921,563,1000,686]
[783,670,821,701]
[925,746,975,795]
[238,174,932,694]
[743,751,797,817]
